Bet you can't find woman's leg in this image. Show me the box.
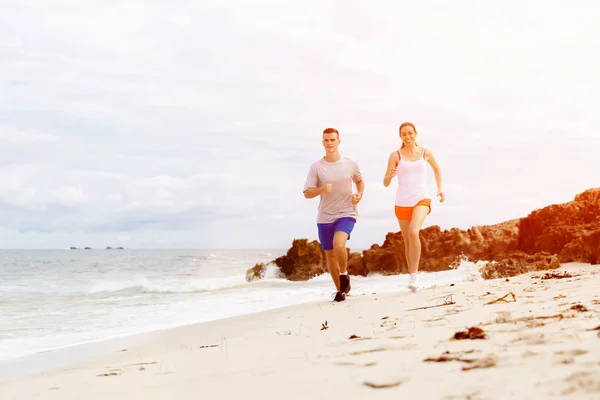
[407,205,430,274]
[398,219,411,271]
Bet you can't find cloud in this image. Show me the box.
[0,0,599,249]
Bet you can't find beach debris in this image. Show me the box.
[570,304,589,312]
[462,355,498,371]
[97,368,123,377]
[452,326,487,340]
[119,348,128,352]
[276,330,292,336]
[407,295,455,311]
[517,313,565,322]
[486,312,570,329]
[424,350,496,371]
[48,387,60,390]
[541,271,574,280]
[363,379,403,389]
[320,321,329,330]
[126,362,157,370]
[586,325,600,337]
[587,325,600,331]
[485,292,517,305]
[554,294,567,300]
[349,347,387,356]
[381,316,390,319]
[199,344,219,349]
[423,350,479,363]
[348,334,371,340]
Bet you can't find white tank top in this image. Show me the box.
[395,147,429,207]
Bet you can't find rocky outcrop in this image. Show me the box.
[359,219,521,276]
[518,188,600,264]
[246,262,267,282]
[272,239,326,281]
[248,188,600,281]
[269,238,364,281]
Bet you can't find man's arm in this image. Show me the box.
[355,179,364,195]
[351,161,365,205]
[303,164,329,199]
[304,186,325,199]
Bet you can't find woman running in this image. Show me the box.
[383,122,444,291]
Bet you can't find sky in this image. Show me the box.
[1,0,599,250]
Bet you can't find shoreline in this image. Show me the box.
[0,263,479,368]
[2,262,599,399]
[0,297,329,383]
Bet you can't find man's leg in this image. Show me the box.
[324,250,341,291]
[332,231,349,273]
[332,217,355,294]
[318,221,343,295]
[333,231,352,294]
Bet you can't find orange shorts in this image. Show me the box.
[394,198,432,221]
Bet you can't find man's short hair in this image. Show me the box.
[323,127,339,137]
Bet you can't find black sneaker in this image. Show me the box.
[332,291,346,302]
[339,274,351,294]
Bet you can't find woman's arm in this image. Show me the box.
[424,148,445,202]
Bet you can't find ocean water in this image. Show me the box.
[0,249,486,362]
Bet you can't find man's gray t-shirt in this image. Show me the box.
[303,156,363,224]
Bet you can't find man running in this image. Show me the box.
[303,127,364,302]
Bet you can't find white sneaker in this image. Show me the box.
[408,274,420,292]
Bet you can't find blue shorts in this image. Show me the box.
[317,217,356,251]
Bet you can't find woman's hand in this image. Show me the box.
[437,190,445,202]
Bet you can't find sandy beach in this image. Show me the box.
[1,262,599,400]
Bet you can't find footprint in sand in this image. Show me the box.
[379,316,397,330]
[332,361,377,367]
[363,379,403,389]
[380,316,416,331]
[554,349,588,364]
[562,371,600,395]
